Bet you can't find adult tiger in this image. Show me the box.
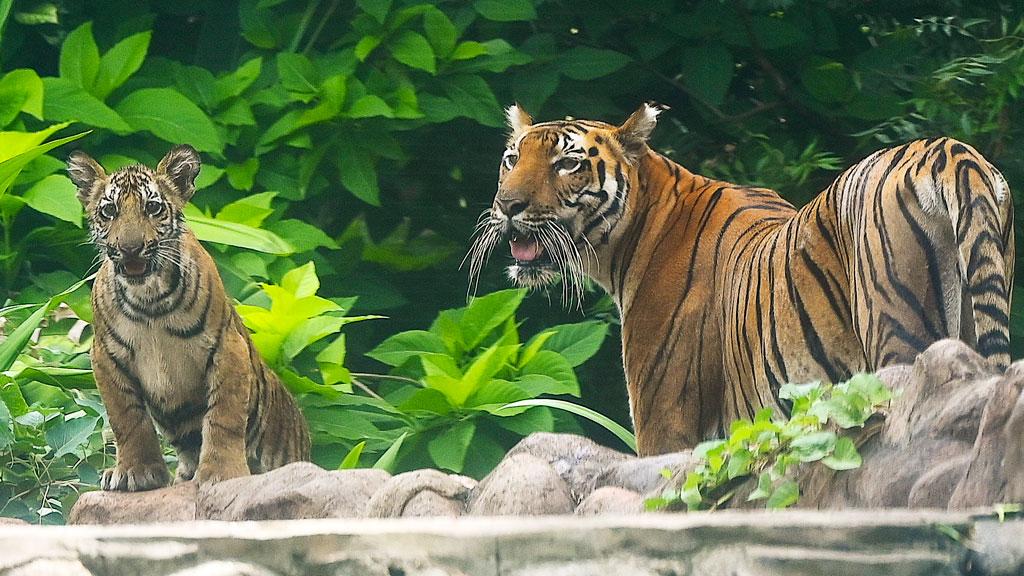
[68,146,310,490]
[467,103,1014,456]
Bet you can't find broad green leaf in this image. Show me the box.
[338,441,365,469]
[460,289,526,349]
[0,129,88,197]
[494,406,554,435]
[280,316,346,362]
[216,190,275,226]
[399,388,453,415]
[559,47,631,81]
[367,330,448,367]
[789,430,836,463]
[357,0,392,22]
[185,211,294,255]
[281,261,320,298]
[0,69,44,127]
[466,379,530,410]
[115,88,223,153]
[498,398,636,453]
[45,415,99,458]
[267,219,340,252]
[679,44,733,107]
[93,31,151,100]
[373,431,408,471]
[473,0,536,21]
[518,351,579,396]
[224,158,261,191]
[317,335,351,390]
[42,78,131,133]
[801,57,854,104]
[451,41,488,61]
[214,57,263,103]
[390,31,436,74]
[427,420,475,472]
[349,95,394,118]
[21,174,82,226]
[336,136,379,206]
[822,436,862,470]
[0,397,13,451]
[441,74,503,126]
[355,35,382,61]
[423,8,457,58]
[59,22,100,91]
[277,52,320,97]
[540,321,609,367]
[460,344,519,401]
[766,478,799,509]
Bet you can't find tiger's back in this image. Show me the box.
[71,146,309,491]
[472,104,1014,455]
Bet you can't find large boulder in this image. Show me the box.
[69,480,197,524]
[364,469,476,518]
[467,453,574,515]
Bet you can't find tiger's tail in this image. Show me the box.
[937,140,1014,368]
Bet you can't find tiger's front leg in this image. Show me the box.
[195,330,253,485]
[93,341,171,491]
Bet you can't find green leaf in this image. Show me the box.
[45,415,99,458]
[317,335,351,390]
[494,406,554,435]
[21,174,82,226]
[789,430,837,463]
[281,261,320,298]
[59,22,100,91]
[185,210,294,255]
[216,190,275,226]
[451,41,488,61]
[427,420,475,472]
[116,88,223,153]
[355,36,382,61]
[498,398,636,453]
[460,289,526,349]
[268,219,340,252]
[679,44,733,107]
[389,31,436,74]
[518,351,579,396]
[539,321,609,367]
[442,74,503,126]
[0,129,88,197]
[224,158,260,191]
[766,478,799,509]
[0,398,14,451]
[42,77,132,133]
[801,57,854,104]
[357,0,392,22]
[822,436,862,470]
[349,95,394,118]
[277,52,320,97]
[338,440,365,469]
[0,69,44,127]
[473,0,536,21]
[214,57,263,103]
[423,8,457,58]
[559,47,631,81]
[372,431,408,471]
[367,330,448,367]
[93,31,151,100]
[336,137,380,205]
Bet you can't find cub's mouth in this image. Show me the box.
[509,233,553,268]
[116,256,152,280]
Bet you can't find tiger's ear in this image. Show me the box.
[156,144,201,202]
[615,102,668,160]
[67,151,107,207]
[506,103,533,144]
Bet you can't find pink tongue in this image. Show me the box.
[510,237,543,262]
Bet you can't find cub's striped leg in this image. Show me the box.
[195,329,253,484]
[92,340,171,491]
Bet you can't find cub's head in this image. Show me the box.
[68,145,201,283]
[466,103,665,305]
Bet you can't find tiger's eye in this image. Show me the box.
[145,200,164,216]
[99,203,117,219]
[556,157,581,172]
[503,153,519,170]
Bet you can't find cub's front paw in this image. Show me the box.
[101,462,171,492]
[195,461,250,486]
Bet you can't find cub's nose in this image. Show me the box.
[119,242,144,258]
[495,197,528,218]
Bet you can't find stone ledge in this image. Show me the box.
[2,510,1021,576]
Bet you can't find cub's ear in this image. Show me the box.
[615,102,668,161]
[66,151,107,207]
[156,144,201,202]
[506,103,533,145]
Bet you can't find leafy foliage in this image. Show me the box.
[646,374,893,511]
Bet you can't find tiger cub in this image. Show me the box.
[68,145,310,491]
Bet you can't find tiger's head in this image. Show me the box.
[466,102,666,305]
[68,145,201,284]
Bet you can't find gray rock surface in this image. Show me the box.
[467,453,574,515]
[364,469,476,518]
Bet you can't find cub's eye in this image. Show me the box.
[145,200,164,216]
[99,203,117,219]
[502,153,519,170]
[556,157,582,173]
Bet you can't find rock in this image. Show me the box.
[595,450,695,495]
[69,480,197,524]
[200,462,390,521]
[166,561,281,576]
[575,487,644,515]
[505,432,631,502]
[467,453,574,515]
[365,469,476,518]
[0,517,27,524]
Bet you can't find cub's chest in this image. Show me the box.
[110,314,213,404]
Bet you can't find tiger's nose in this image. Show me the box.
[496,197,528,218]
[119,242,144,257]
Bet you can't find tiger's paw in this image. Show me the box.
[195,460,249,486]
[100,462,171,492]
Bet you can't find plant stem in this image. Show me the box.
[288,0,321,53]
[350,372,424,387]
[303,0,342,54]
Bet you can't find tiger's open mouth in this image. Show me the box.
[510,233,552,267]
